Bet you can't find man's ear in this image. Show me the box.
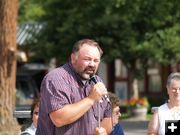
[71,53,75,64]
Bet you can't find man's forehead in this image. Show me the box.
[78,44,100,55]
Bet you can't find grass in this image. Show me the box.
[120,112,153,120]
[120,113,130,120]
[146,113,153,120]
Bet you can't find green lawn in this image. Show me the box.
[120,112,153,120]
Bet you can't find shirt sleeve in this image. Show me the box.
[103,101,112,118]
[96,75,112,118]
[40,72,71,114]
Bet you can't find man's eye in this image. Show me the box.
[94,59,100,63]
[84,59,91,61]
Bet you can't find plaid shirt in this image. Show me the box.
[36,62,111,135]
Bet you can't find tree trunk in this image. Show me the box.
[132,78,139,99]
[128,68,139,99]
[0,0,20,134]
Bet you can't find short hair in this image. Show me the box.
[30,98,40,118]
[108,92,121,108]
[72,39,103,56]
[167,72,180,87]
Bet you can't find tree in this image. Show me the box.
[18,0,45,22]
[20,0,180,98]
[0,0,20,134]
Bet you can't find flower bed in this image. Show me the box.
[126,97,149,119]
[127,97,149,108]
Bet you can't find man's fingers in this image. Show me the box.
[94,127,107,135]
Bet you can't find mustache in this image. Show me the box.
[84,68,96,77]
[86,66,96,71]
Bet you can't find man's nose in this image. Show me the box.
[89,60,95,66]
[177,88,180,93]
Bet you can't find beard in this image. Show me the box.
[78,67,96,80]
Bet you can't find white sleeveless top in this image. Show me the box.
[158,103,180,135]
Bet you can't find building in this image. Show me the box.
[99,59,180,106]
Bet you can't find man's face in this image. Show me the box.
[167,80,180,101]
[71,44,101,80]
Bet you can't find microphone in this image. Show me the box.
[90,75,110,103]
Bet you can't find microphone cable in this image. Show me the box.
[90,75,114,134]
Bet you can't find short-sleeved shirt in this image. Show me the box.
[36,62,112,135]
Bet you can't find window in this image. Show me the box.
[115,59,127,78]
[148,68,161,92]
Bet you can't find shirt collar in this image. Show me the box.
[68,62,88,86]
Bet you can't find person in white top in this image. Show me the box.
[21,99,39,135]
[148,72,180,135]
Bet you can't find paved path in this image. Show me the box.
[120,118,149,135]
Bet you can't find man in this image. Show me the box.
[36,39,112,135]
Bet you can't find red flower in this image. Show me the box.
[127,97,149,108]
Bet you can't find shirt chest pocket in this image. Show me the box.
[70,86,85,103]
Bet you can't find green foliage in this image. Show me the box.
[149,24,180,65]
[18,0,180,67]
[17,0,180,100]
[18,0,45,22]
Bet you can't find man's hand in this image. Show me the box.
[94,127,107,135]
[88,82,108,103]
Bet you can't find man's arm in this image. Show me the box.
[101,117,113,134]
[50,82,107,127]
[50,96,95,127]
